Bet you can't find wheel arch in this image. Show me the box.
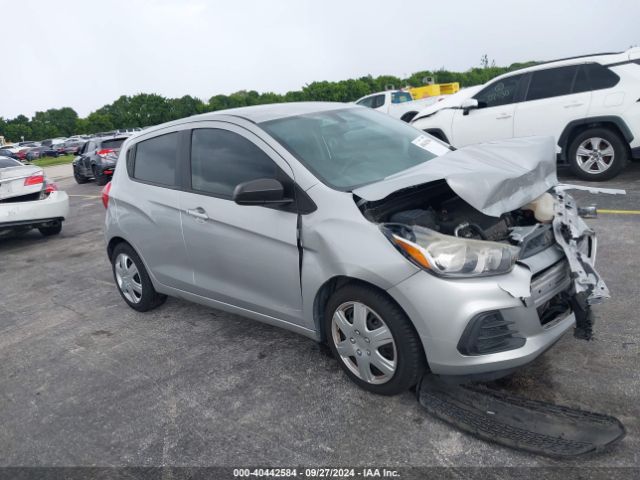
[558,116,633,160]
[312,275,422,347]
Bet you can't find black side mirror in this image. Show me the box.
[233,178,293,206]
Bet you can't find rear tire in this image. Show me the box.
[111,242,167,312]
[38,223,62,236]
[93,165,108,186]
[324,284,426,395]
[568,127,627,181]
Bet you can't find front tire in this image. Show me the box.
[568,127,627,181]
[324,284,426,395]
[74,166,88,184]
[111,243,167,312]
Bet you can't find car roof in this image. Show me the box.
[140,102,353,136]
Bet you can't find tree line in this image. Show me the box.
[0,59,536,142]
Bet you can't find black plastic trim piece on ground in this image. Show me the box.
[417,375,625,458]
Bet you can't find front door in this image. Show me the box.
[451,73,525,147]
[178,124,303,324]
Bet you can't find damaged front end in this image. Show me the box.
[354,137,621,343]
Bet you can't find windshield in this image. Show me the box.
[260,108,448,190]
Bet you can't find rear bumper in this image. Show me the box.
[0,191,69,230]
[631,146,640,160]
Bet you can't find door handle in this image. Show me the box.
[495,113,512,120]
[563,102,584,108]
[186,207,208,220]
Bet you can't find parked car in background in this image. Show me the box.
[25,145,62,160]
[73,135,129,185]
[103,103,610,395]
[0,156,69,237]
[355,90,443,122]
[0,148,20,160]
[61,139,86,155]
[40,138,67,147]
[412,47,640,180]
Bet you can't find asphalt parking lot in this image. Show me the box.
[1,163,639,471]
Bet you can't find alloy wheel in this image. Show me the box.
[331,301,397,385]
[575,137,615,174]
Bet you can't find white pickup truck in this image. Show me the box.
[354,90,442,122]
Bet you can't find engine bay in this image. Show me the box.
[358,180,538,243]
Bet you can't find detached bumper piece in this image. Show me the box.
[418,375,625,457]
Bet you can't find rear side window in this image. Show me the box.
[474,74,524,108]
[573,63,620,93]
[526,66,577,101]
[190,129,277,197]
[132,132,178,186]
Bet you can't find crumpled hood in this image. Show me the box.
[353,136,558,217]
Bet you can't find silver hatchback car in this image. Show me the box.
[104,102,609,395]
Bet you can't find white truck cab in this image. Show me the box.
[354,90,441,122]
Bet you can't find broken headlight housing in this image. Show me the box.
[383,224,520,278]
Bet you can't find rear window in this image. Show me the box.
[0,158,21,168]
[101,138,126,150]
[573,63,620,93]
[392,92,413,104]
[132,133,178,186]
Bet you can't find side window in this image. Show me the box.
[526,66,578,101]
[586,63,620,90]
[357,96,375,108]
[474,74,523,108]
[132,132,178,186]
[573,65,591,93]
[371,94,386,108]
[190,129,278,197]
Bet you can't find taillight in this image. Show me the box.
[97,148,115,157]
[24,174,44,186]
[102,181,112,209]
[45,182,58,193]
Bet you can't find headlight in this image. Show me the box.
[383,225,520,278]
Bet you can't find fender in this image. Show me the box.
[558,116,634,158]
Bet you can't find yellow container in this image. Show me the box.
[409,82,460,99]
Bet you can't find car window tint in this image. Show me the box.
[474,75,524,108]
[573,65,591,93]
[526,66,577,101]
[371,94,385,108]
[357,96,375,108]
[586,63,620,90]
[101,138,126,150]
[190,128,277,197]
[133,132,178,186]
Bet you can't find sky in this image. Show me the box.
[1,0,638,119]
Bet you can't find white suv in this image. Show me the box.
[412,48,640,181]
